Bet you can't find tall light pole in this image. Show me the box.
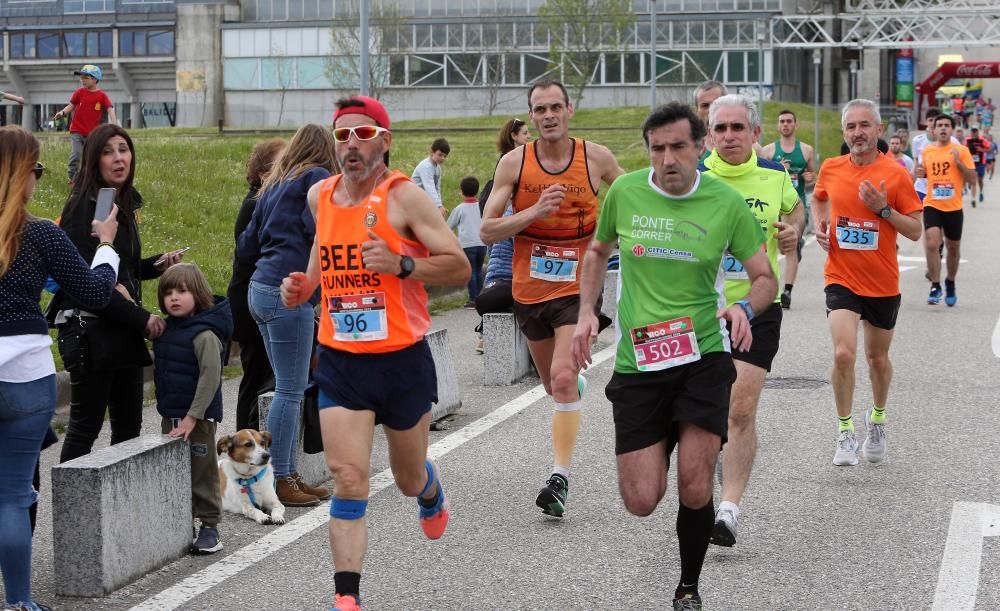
[650,0,657,109]
[756,20,765,108]
[360,0,370,96]
[813,49,821,166]
[849,59,858,100]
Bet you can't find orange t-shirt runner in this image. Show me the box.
[920,143,975,212]
[511,138,599,304]
[814,154,923,297]
[315,172,431,354]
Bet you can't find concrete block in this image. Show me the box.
[258,393,330,488]
[483,313,533,386]
[603,270,620,328]
[426,328,461,420]
[52,435,191,597]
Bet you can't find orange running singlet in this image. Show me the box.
[511,138,599,304]
[315,171,431,354]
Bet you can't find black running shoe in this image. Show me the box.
[780,289,791,309]
[191,525,223,554]
[673,593,703,611]
[535,474,568,517]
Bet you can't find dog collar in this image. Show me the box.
[236,466,268,509]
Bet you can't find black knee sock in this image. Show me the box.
[335,571,361,598]
[676,498,715,597]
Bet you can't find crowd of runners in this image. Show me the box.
[1,73,991,611]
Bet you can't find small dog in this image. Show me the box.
[217,430,286,525]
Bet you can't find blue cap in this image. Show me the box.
[73,64,102,81]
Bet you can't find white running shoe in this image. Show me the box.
[710,504,739,547]
[833,430,859,466]
[861,409,887,463]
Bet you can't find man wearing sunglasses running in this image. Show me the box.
[700,95,803,549]
[481,79,624,519]
[281,96,470,611]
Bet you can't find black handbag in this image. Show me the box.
[57,313,152,373]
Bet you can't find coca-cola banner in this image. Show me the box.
[916,62,1000,114]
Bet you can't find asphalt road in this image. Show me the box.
[15,177,1000,610]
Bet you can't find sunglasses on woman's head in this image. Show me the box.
[33,163,45,179]
[332,125,390,143]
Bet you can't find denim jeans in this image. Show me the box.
[0,374,56,608]
[464,246,487,302]
[248,281,313,477]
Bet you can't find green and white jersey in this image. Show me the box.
[702,150,798,305]
[596,168,764,374]
[770,139,809,202]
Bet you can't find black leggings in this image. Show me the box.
[59,366,144,463]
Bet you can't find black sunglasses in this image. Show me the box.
[33,163,45,180]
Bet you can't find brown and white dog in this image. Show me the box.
[217,430,286,525]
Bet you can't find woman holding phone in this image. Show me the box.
[237,124,335,506]
[54,124,183,463]
[0,126,120,611]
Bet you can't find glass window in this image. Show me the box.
[272,0,287,20]
[727,50,745,82]
[466,23,481,48]
[409,54,444,86]
[84,32,97,56]
[604,53,621,84]
[149,30,174,55]
[37,33,59,58]
[515,22,531,48]
[64,0,84,13]
[11,34,34,59]
[624,52,641,82]
[446,55,478,86]
[134,31,147,55]
[525,53,553,82]
[414,24,432,48]
[389,55,406,85]
[99,31,113,56]
[747,48,759,81]
[430,0,445,16]
[224,58,260,89]
[318,0,333,18]
[64,32,85,57]
[121,32,135,56]
[447,25,463,49]
[502,53,519,84]
[288,0,303,19]
[296,57,328,88]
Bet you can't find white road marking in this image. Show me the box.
[129,344,619,611]
[932,502,1000,611]
[897,255,968,264]
[992,314,1000,358]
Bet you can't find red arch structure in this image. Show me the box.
[915,61,1000,119]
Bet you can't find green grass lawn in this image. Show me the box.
[29,100,847,343]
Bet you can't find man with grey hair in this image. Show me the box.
[813,99,922,467]
[701,94,804,547]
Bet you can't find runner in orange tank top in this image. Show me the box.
[280,96,470,611]
[481,79,623,518]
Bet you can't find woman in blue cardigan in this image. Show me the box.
[0,126,120,611]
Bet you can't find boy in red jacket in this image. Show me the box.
[53,64,117,182]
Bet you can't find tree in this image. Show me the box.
[326,0,406,100]
[538,0,636,107]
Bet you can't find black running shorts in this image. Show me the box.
[314,340,437,431]
[512,294,609,341]
[605,352,737,456]
[727,302,782,372]
[824,284,901,331]
[923,206,964,241]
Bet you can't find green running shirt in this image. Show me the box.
[596,169,764,374]
[702,150,799,305]
[769,139,809,202]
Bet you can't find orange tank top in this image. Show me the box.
[511,138,599,304]
[315,171,431,354]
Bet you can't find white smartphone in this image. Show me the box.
[155,246,191,268]
[94,187,116,222]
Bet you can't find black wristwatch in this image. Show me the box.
[877,204,892,219]
[397,255,415,279]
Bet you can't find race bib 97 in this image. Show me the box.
[529,243,579,282]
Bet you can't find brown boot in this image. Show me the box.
[291,472,332,500]
[276,475,320,507]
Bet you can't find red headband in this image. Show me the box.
[332,96,391,129]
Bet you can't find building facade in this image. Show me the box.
[0,0,931,129]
